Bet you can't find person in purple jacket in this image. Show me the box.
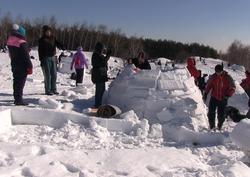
[70,46,88,86]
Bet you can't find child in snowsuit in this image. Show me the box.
[70,46,88,86]
[7,24,33,105]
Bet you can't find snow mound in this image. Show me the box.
[230,119,250,155]
[107,65,208,143]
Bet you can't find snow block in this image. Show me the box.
[0,109,12,133]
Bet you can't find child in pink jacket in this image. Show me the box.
[70,46,88,86]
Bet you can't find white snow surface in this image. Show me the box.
[0,51,250,176]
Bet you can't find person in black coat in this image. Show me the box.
[131,51,151,70]
[38,25,64,95]
[91,42,111,108]
[7,24,33,105]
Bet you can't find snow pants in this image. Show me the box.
[94,82,105,108]
[208,96,227,129]
[75,68,84,86]
[41,57,57,94]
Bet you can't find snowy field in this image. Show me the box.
[0,50,250,177]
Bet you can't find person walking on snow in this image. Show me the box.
[203,64,236,130]
[91,42,111,108]
[38,25,64,95]
[7,24,33,105]
[70,46,88,86]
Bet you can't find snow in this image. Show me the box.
[0,50,250,176]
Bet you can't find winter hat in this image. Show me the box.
[17,26,26,37]
[95,42,104,52]
[215,64,223,73]
[77,46,83,51]
[42,25,51,32]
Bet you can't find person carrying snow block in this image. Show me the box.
[203,64,236,131]
[186,57,200,84]
[91,42,111,108]
[38,25,64,95]
[240,70,250,97]
[131,51,151,70]
[7,24,33,106]
[70,46,88,86]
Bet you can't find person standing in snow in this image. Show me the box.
[91,42,111,108]
[70,46,88,86]
[240,70,250,97]
[7,24,33,105]
[203,64,236,130]
[131,51,151,70]
[186,57,200,85]
[38,25,64,95]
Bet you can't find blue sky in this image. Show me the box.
[1,0,250,51]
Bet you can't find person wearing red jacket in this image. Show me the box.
[203,64,236,130]
[240,70,250,97]
[186,57,200,84]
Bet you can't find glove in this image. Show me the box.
[27,68,33,75]
[202,93,207,101]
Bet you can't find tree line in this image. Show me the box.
[0,13,219,62]
[222,40,250,71]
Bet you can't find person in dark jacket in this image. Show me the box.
[38,25,64,95]
[240,70,250,97]
[7,24,33,105]
[203,64,236,131]
[91,42,111,108]
[131,51,151,70]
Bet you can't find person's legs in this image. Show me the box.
[41,58,52,94]
[75,68,84,86]
[95,82,105,108]
[208,97,218,129]
[217,100,227,130]
[50,57,57,93]
[13,75,27,104]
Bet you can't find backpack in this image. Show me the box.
[74,53,81,65]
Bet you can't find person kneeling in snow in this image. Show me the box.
[203,64,236,130]
[7,24,33,106]
[70,46,88,86]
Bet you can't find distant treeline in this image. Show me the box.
[0,13,219,62]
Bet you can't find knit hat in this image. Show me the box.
[215,64,223,73]
[77,46,83,51]
[95,42,104,52]
[42,25,51,32]
[18,26,26,37]
[13,24,26,37]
